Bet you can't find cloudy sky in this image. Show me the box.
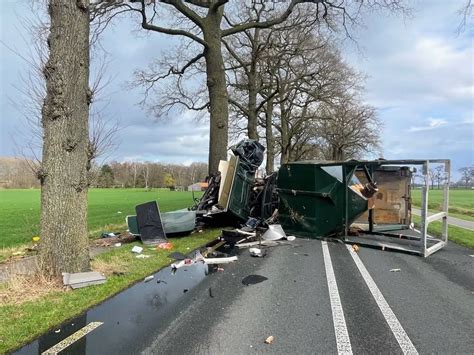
[0,0,472,179]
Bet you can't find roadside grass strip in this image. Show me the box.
[346,245,418,355]
[322,241,353,354]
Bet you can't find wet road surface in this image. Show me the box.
[16,239,474,354]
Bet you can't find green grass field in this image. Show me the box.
[0,188,201,248]
[411,188,474,221]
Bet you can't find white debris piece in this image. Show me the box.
[262,224,286,241]
[131,246,143,254]
[62,271,106,289]
[202,256,238,264]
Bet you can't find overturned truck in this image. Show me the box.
[197,139,450,257]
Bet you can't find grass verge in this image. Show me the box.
[0,229,219,353]
[413,216,474,249]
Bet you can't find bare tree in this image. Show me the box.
[457,0,473,33]
[39,0,91,275]
[458,166,474,188]
[315,98,381,160]
[95,0,406,174]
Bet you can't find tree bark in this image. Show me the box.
[39,0,91,276]
[280,101,291,165]
[265,97,275,174]
[203,10,229,175]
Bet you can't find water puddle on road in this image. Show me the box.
[15,262,215,355]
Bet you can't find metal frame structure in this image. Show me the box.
[335,159,450,257]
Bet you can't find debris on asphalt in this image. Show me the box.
[390,268,401,272]
[286,235,296,241]
[183,289,188,293]
[62,271,106,289]
[242,274,268,285]
[352,244,360,253]
[262,224,286,241]
[249,247,264,257]
[132,246,143,254]
[203,256,238,265]
[265,336,274,344]
[144,275,154,282]
[209,287,214,298]
[217,267,224,272]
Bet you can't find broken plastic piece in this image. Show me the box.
[390,268,401,272]
[203,256,238,264]
[265,336,274,344]
[262,224,286,241]
[157,242,173,250]
[131,246,143,254]
[286,236,296,241]
[249,248,263,257]
[136,254,150,259]
[144,275,154,282]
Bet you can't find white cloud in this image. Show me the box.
[408,118,448,132]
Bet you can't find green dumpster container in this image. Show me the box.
[277,161,368,238]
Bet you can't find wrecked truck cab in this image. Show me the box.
[277,161,369,238]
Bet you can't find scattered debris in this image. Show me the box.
[390,268,401,272]
[114,243,122,247]
[183,289,188,293]
[156,279,167,284]
[135,201,167,245]
[262,224,286,241]
[144,275,154,282]
[286,236,296,241]
[352,244,360,253]
[209,287,214,298]
[131,246,143,254]
[265,336,274,344]
[203,256,238,265]
[236,240,279,249]
[54,329,61,334]
[94,231,136,247]
[62,271,106,289]
[249,247,264,257]
[157,242,173,250]
[136,254,150,259]
[32,236,40,243]
[242,274,268,285]
[217,267,224,272]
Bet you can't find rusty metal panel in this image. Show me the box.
[355,167,411,225]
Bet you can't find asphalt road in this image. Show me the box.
[16,239,474,354]
[412,208,474,231]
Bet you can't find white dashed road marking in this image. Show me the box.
[41,321,103,355]
[346,245,419,355]
[322,241,353,354]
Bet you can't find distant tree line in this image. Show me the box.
[95,161,208,189]
[0,157,208,190]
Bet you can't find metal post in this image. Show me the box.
[442,160,450,243]
[421,161,429,256]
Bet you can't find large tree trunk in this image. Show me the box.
[265,97,275,174]
[39,0,91,276]
[203,11,229,175]
[280,102,291,165]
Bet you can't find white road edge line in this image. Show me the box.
[322,241,353,354]
[346,245,418,355]
[41,321,103,355]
